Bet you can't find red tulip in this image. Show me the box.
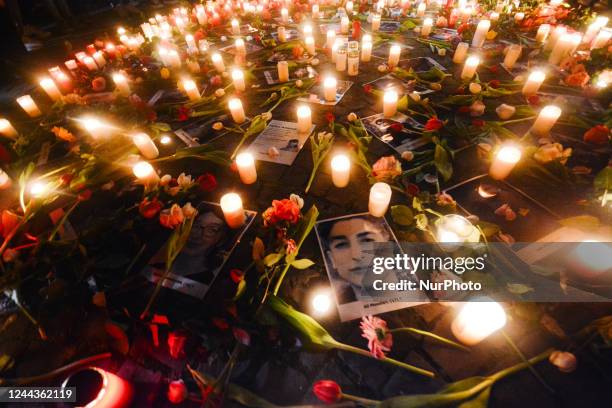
[313,380,342,404]
[167,380,188,404]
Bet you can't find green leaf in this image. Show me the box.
[458,387,491,408]
[264,252,283,267]
[594,167,612,191]
[290,258,314,269]
[559,215,600,231]
[434,144,453,181]
[233,279,247,301]
[391,205,414,227]
[415,214,429,231]
[506,283,534,295]
[413,196,424,212]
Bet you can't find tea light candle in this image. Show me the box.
[461,55,480,80]
[0,119,17,138]
[65,59,78,71]
[471,19,491,48]
[235,38,246,57]
[112,73,131,96]
[212,53,226,72]
[16,95,42,117]
[591,28,611,50]
[132,161,159,184]
[421,18,433,37]
[489,144,521,180]
[231,18,240,35]
[296,105,312,134]
[183,79,200,101]
[331,154,351,188]
[548,33,572,65]
[372,13,381,31]
[451,300,507,345]
[236,152,257,184]
[228,98,246,123]
[502,44,522,69]
[388,44,401,67]
[532,105,561,135]
[383,90,398,118]
[453,42,469,64]
[324,77,337,102]
[132,132,159,159]
[341,16,349,34]
[278,26,287,42]
[92,51,106,67]
[361,34,372,61]
[545,25,566,50]
[83,56,98,71]
[536,24,551,43]
[278,61,289,82]
[39,77,62,101]
[232,69,246,92]
[326,29,336,49]
[369,182,392,217]
[281,8,289,24]
[522,70,545,95]
[416,2,426,17]
[220,193,246,228]
[0,169,11,190]
[305,36,315,55]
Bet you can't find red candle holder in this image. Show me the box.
[62,367,132,408]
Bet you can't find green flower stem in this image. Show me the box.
[304,159,322,194]
[272,261,293,296]
[332,341,435,378]
[502,330,555,394]
[499,116,536,126]
[389,328,470,352]
[342,392,380,406]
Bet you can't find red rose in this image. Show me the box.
[77,189,92,201]
[91,76,106,92]
[197,173,217,192]
[363,84,373,94]
[425,117,443,131]
[167,331,187,359]
[527,95,540,106]
[60,173,74,186]
[232,327,251,346]
[313,380,342,404]
[230,268,244,283]
[210,75,222,86]
[292,45,304,59]
[167,380,187,404]
[263,199,300,226]
[139,197,163,219]
[325,111,335,123]
[405,183,420,196]
[352,21,361,40]
[489,80,500,88]
[389,122,403,132]
[489,65,499,74]
[583,125,610,145]
[176,106,191,121]
[472,119,485,127]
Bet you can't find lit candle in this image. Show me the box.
[112,73,131,96]
[0,119,17,138]
[133,161,159,184]
[451,300,507,345]
[371,13,381,31]
[421,18,433,37]
[65,59,78,71]
[296,105,312,134]
[323,77,337,102]
[185,34,198,53]
[235,152,257,184]
[361,34,372,61]
[132,132,159,159]
[303,24,313,37]
[341,16,349,34]
[167,50,181,68]
[92,51,106,67]
[235,38,246,57]
[369,182,392,217]
[228,98,246,123]
[305,36,315,55]
[531,105,561,135]
[453,42,469,64]
[281,8,289,24]
[331,154,350,188]
[277,61,289,82]
[461,55,480,80]
[39,77,62,101]
[472,19,491,48]
[502,44,522,69]
[548,33,572,65]
[536,24,551,43]
[231,18,240,35]
[326,29,336,49]
[388,44,401,67]
[82,56,98,71]
[183,79,200,101]
[383,90,398,118]
[522,70,545,96]
[278,26,287,42]
[0,169,11,190]
[545,25,566,50]
[312,4,319,18]
[232,69,246,92]
[416,2,426,17]
[514,12,524,22]
[583,16,608,44]
[196,8,207,25]
[591,28,611,50]
[345,1,353,14]
[81,117,113,138]
[50,68,71,91]
[220,193,246,228]
[489,144,521,180]
[212,53,226,72]
[336,47,347,71]
[436,214,480,246]
[16,95,42,117]
[568,32,582,55]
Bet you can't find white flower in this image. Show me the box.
[496,103,516,120]
[469,100,486,117]
[401,150,414,161]
[215,88,225,97]
[311,58,320,66]
[469,82,482,94]
[377,64,388,73]
[295,79,303,88]
[317,131,332,143]
[347,112,358,122]
[290,193,304,209]
[262,111,272,121]
[212,122,224,131]
[176,173,193,187]
[549,351,577,373]
[437,48,446,56]
[160,174,172,186]
[430,83,442,91]
[268,147,280,157]
[182,202,197,218]
[533,143,572,165]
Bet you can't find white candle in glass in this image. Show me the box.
[228,98,246,123]
[331,154,351,188]
[568,32,582,55]
[545,25,566,50]
[583,16,609,44]
[461,56,480,80]
[132,161,159,184]
[183,79,200,101]
[361,34,372,61]
[16,95,42,117]
[83,56,98,71]
[326,29,336,49]
[232,69,246,92]
[231,18,240,35]
[92,51,106,67]
[0,119,17,138]
[421,18,433,37]
[236,152,257,184]
[39,77,62,101]
[278,26,287,42]
[185,34,198,53]
[502,44,522,69]
[212,53,226,72]
[296,105,312,134]
[220,193,246,228]
[331,41,340,63]
[341,16,349,34]
[451,301,507,345]
[281,8,289,24]
[65,59,78,71]
[416,3,426,17]
[369,182,392,217]
[345,0,353,14]
[532,105,561,135]
[383,90,398,118]
[453,42,469,64]
[371,13,381,31]
[305,36,315,55]
[591,28,611,50]
[324,77,337,102]
[112,73,131,96]
[132,133,159,159]
[548,33,572,65]
[336,48,347,71]
[277,61,289,82]
[235,38,246,57]
[522,70,545,95]
[536,24,551,43]
[0,169,11,190]
[489,145,521,180]
[471,19,490,48]
[388,44,401,67]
